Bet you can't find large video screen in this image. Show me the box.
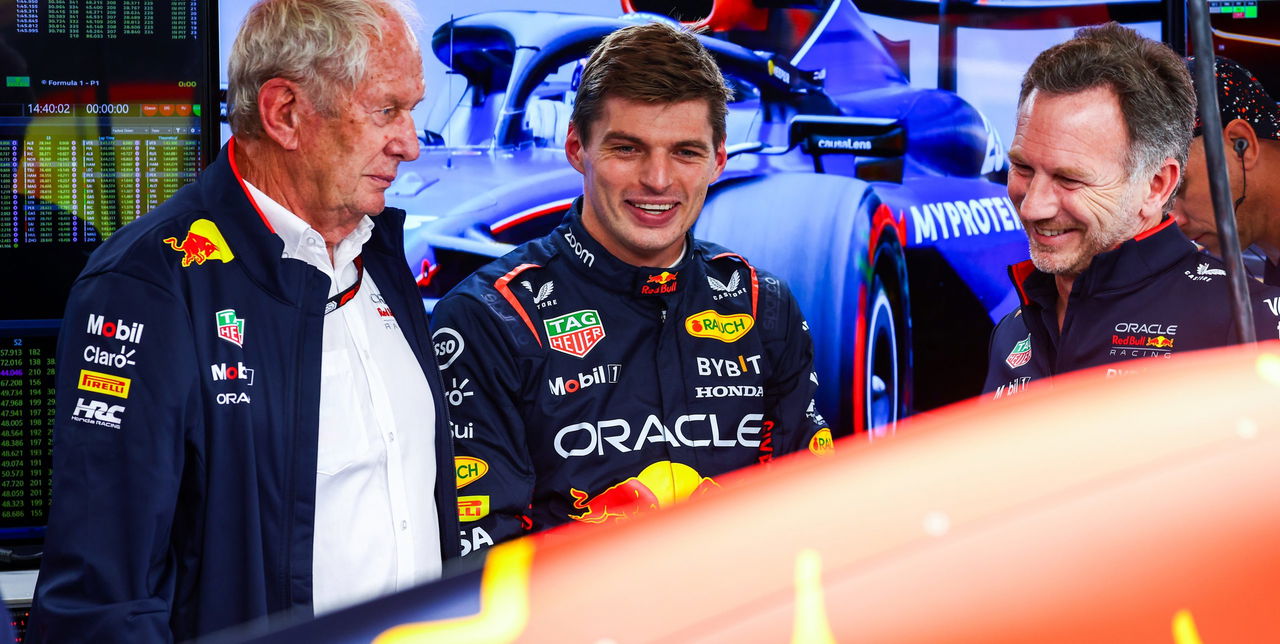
[0,0,213,564]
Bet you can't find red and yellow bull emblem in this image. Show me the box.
[458,495,490,523]
[1147,335,1175,349]
[640,270,679,295]
[646,271,677,285]
[162,218,235,267]
[568,461,718,524]
[456,456,489,489]
[685,309,754,343]
[808,428,834,456]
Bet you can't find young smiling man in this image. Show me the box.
[432,21,831,557]
[983,23,1280,400]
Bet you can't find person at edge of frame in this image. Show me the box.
[30,0,458,641]
[1174,56,1280,285]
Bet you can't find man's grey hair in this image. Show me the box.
[1018,22,1194,213]
[227,0,420,138]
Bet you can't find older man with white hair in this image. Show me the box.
[31,1,456,641]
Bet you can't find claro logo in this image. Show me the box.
[554,414,765,458]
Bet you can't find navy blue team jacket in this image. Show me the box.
[984,217,1280,399]
[31,143,457,642]
[432,200,832,557]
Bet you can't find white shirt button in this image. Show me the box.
[400,520,408,530]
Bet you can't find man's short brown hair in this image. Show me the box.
[1019,22,1194,211]
[571,21,732,146]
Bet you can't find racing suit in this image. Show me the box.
[432,199,831,557]
[984,217,1280,399]
[31,144,458,642]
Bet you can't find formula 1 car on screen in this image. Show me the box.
[391,0,1030,436]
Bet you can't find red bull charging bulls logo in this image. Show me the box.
[640,271,678,295]
[568,461,718,524]
[163,219,235,267]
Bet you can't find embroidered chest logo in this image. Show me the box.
[685,310,754,343]
[1110,322,1176,359]
[708,271,746,301]
[1004,334,1032,369]
[544,309,606,358]
[640,271,678,296]
[521,280,557,309]
[215,309,245,347]
[1185,262,1225,282]
[163,219,235,267]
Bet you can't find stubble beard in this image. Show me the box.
[1029,190,1144,277]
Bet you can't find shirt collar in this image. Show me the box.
[242,179,374,268]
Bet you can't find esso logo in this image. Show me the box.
[432,327,465,369]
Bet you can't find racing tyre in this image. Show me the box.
[864,236,910,437]
[695,173,912,437]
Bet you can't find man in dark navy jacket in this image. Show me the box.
[433,22,832,559]
[984,23,1280,400]
[31,1,457,641]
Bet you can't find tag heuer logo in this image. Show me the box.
[216,309,245,347]
[544,309,605,358]
[1005,334,1032,369]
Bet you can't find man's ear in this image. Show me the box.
[257,78,305,151]
[710,138,728,183]
[564,121,586,174]
[1141,157,1181,223]
[1223,118,1261,170]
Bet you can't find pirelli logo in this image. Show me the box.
[78,369,131,399]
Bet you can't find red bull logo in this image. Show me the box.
[640,271,679,295]
[567,461,718,524]
[646,271,677,285]
[162,219,235,267]
[1147,335,1175,349]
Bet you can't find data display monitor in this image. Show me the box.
[1207,0,1280,95]
[0,0,215,567]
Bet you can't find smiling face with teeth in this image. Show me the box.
[565,96,727,267]
[1008,86,1177,283]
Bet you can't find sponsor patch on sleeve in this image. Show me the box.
[455,456,489,489]
[684,310,754,343]
[78,369,131,398]
[808,428,834,457]
[458,495,490,523]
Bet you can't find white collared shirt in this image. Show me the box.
[244,181,442,615]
